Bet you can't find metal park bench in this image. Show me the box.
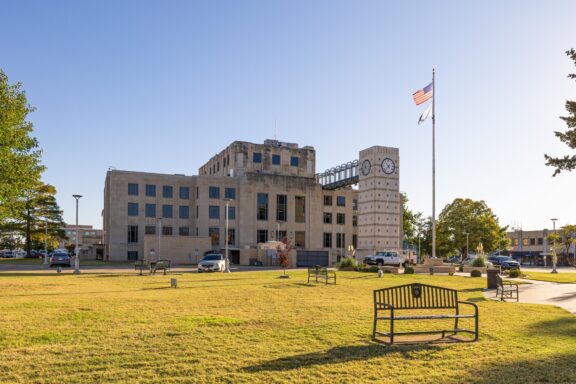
[372,283,478,345]
[151,259,171,275]
[496,274,519,302]
[307,265,337,285]
[134,261,150,275]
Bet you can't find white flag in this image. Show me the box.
[418,103,432,125]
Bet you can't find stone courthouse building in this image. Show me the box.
[103,139,402,266]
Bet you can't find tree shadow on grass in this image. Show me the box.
[524,316,576,338]
[243,343,442,372]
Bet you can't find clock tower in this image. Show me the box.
[357,146,401,257]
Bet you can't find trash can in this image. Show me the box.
[487,268,500,289]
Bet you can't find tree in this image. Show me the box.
[0,183,65,255]
[551,225,576,266]
[436,198,508,258]
[277,236,293,277]
[0,70,45,221]
[545,49,576,175]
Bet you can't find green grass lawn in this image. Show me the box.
[522,271,576,283]
[0,270,575,384]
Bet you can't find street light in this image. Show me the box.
[551,218,558,273]
[224,199,231,273]
[43,218,49,265]
[72,194,82,274]
[551,218,558,232]
[463,232,470,261]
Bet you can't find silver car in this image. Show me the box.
[198,254,225,272]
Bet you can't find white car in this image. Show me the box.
[198,254,226,272]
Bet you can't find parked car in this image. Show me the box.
[2,251,15,258]
[363,251,414,267]
[491,256,520,270]
[198,254,226,272]
[50,250,71,268]
[446,256,461,264]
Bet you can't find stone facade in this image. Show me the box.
[103,140,401,265]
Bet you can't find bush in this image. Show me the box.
[404,266,414,274]
[470,269,482,278]
[338,257,358,271]
[471,257,486,267]
[509,269,521,278]
[365,265,380,273]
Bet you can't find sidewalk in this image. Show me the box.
[484,278,576,315]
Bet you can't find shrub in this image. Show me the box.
[470,269,482,278]
[338,257,358,271]
[509,269,521,278]
[404,266,414,274]
[471,257,486,267]
[365,265,380,273]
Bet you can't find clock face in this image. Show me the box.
[361,159,371,176]
[381,158,395,174]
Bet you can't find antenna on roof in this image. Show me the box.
[108,166,116,171]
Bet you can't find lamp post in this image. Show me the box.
[43,218,49,265]
[551,218,558,272]
[224,199,231,273]
[463,232,470,261]
[72,194,82,274]
[157,218,162,261]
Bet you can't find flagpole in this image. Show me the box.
[432,68,436,258]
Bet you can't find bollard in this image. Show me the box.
[170,278,177,288]
[57,266,62,273]
[377,269,384,278]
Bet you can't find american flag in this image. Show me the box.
[412,82,433,105]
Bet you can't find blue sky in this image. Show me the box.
[2,0,575,231]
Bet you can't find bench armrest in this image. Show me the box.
[457,300,478,315]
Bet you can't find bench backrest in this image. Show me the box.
[374,283,458,309]
[496,274,503,285]
[156,259,171,267]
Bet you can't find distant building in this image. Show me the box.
[103,139,402,266]
[507,229,575,266]
[61,225,104,259]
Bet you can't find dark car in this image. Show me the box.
[49,250,71,268]
[491,256,520,270]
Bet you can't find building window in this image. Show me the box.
[180,187,190,199]
[128,183,139,196]
[227,229,235,245]
[163,185,173,198]
[128,203,139,217]
[323,196,332,206]
[179,206,189,219]
[257,230,268,244]
[530,238,536,246]
[522,238,529,246]
[352,234,357,249]
[337,213,345,225]
[277,194,287,221]
[179,226,189,236]
[127,225,138,243]
[127,251,138,261]
[323,213,332,224]
[209,227,219,246]
[253,152,262,163]
[352,215,358,227]
[513,239,519,246]
[538,238,543,245]
[162,226,173,236]
[227,206,236,220]
[162,205,173,218]
[352,199,358,210]
[336,233,345,248]
[276,230,287,242]
[290,156,298,167]
[294,231,305,248]
[336,196,346,207]
[272,154,280,165]
[145,204,156,218]
[225,187,236,200]
[209,186,220,199]
[257,193,268,220]
[145,184,156,197]
[295,196,305,223]
[209,205,220,219]
[323,233,332,248]
[145,225,156,235]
